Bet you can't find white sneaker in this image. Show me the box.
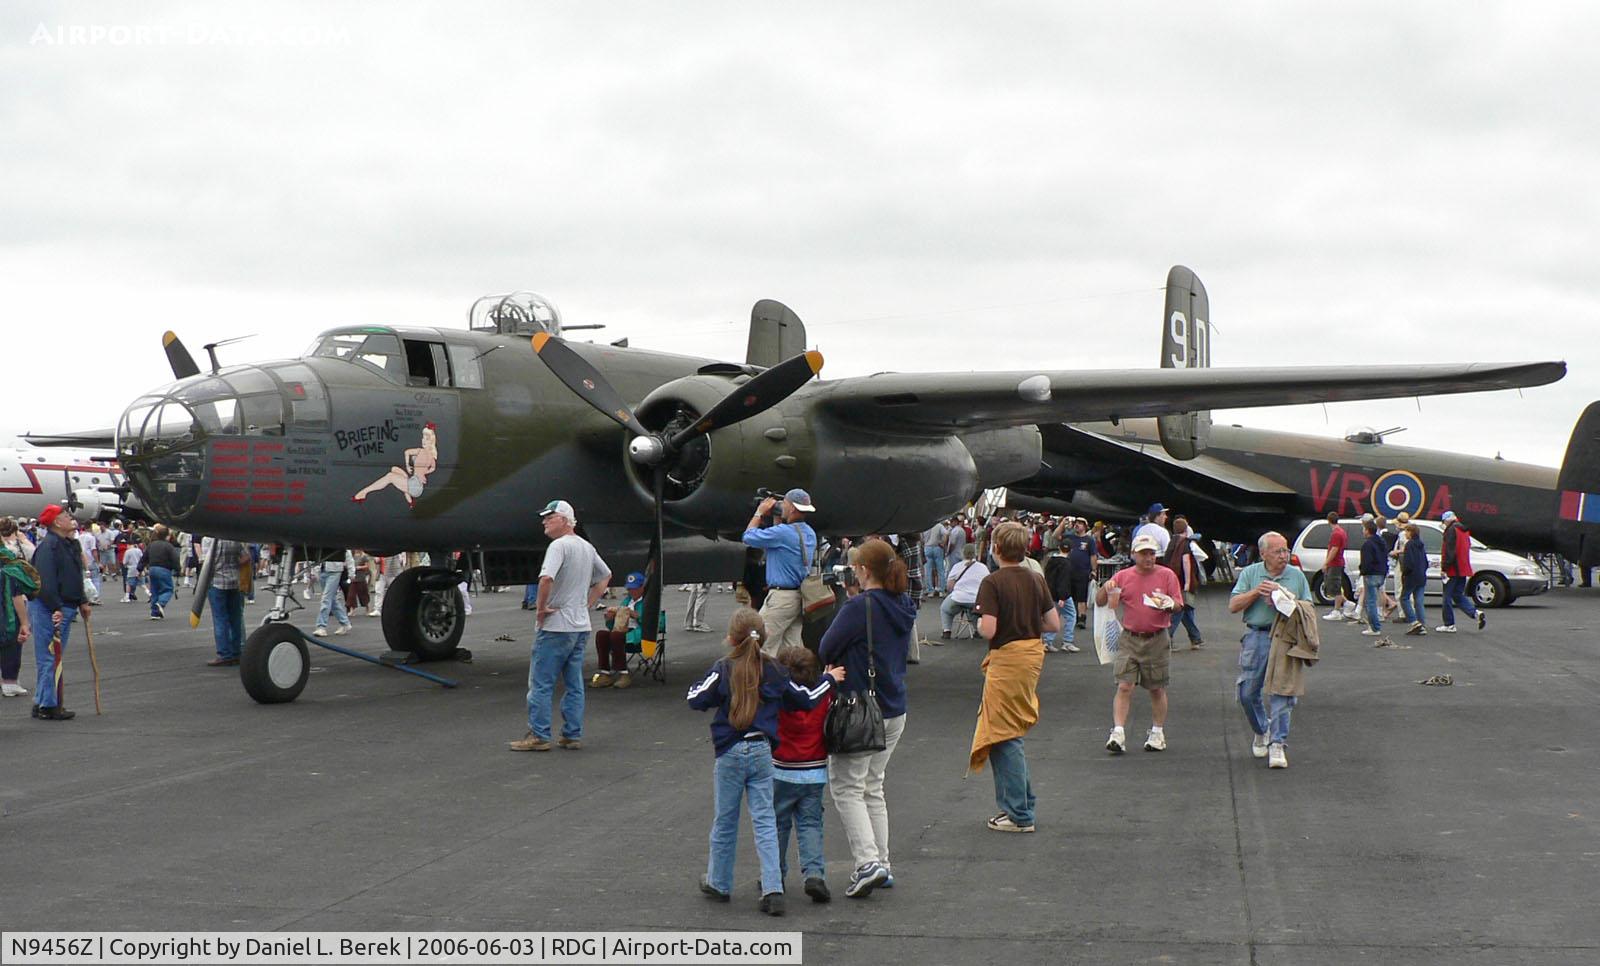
[1143,729,1167,752]
[1106,727,1126,755]
[1435,625,1458,633]
[1063,643,1081,653]
[313,627,328,637]
[1268,743,1289,769]
[334,624,350,635]
[1,682,28,697]
[366,610,378,617]
[1361,628,1382,636]
[1251,733,1270,758]
[1322,610,1344,621]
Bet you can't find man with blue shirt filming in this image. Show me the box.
[742,488,818,655]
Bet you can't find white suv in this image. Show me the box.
[1291,518,1548,609]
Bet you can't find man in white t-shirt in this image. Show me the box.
[512,499,611,753]
[1132,503,1172,559]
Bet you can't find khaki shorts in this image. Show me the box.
[1322,567,1345,599]
[1113,629,1170,690]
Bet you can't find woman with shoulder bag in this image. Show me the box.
[817,538,916,900]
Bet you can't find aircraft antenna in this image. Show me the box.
[202,335,257,373]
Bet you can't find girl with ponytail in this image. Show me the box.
[688,607,842,916]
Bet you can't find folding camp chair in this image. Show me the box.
[628,623,667,683]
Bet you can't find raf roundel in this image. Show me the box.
[1372,470,1426,518]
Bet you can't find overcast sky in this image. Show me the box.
[3,2,1594,467]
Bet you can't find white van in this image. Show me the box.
[1291,518,1548,609]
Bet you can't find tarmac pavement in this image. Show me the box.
[2,580,1597,964]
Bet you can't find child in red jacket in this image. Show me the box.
[774,645,834,903]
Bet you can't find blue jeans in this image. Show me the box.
[317,570,350,629]
[773,779,825,880]
[988,737,1035,826]
[523,583,538,606]
[1441,576,1478,627]
[147,566,174,617]
[124,570,143,599]
[208,587,246,660]
[1168,603,1202,644]
[1237,628,1296,745]
[707,740,782,895]
[1362,575,1386,631]
[28,600,77,709]
[1399,580,1426,625]
[526,628,586,741]
[923,546,946,594]
[1045,599,1076,646]
[940,596,974,632]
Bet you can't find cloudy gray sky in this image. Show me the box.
[3,2,1593,466]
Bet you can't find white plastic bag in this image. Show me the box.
[1091,579,1121,665]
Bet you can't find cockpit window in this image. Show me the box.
[267,363,330,430]
[307,331,407,383]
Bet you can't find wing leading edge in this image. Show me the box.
[811,362,1565,434]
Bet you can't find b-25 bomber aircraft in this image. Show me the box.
[107,282,1564,703]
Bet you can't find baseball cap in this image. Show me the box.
[539,499,576,523]
[1441,510,1457,522]
[1131,533,1161,553]
[624,571,646,590]
[38,505,64,528]
[1146,503,1166,516]
[784,488,815,513]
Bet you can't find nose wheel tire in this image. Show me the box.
[241,622,311,704]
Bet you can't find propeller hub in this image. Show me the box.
[628,435,666,465]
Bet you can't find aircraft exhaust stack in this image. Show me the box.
[1157,265,1213,460]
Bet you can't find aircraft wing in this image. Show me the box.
[1042,423,1296,496]
[21,430,119,449]
[811,361,1565,433]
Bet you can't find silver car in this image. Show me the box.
[1291,518,1548,609]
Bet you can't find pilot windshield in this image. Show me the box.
[307,331,407,383]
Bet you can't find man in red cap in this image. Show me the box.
[28,504,92,720]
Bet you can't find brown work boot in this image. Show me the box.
[557,736,583,750]
[508,731,552,752]
[589,671,614,688]
[612,672,633,690]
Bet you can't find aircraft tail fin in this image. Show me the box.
[1553,401,1600,566]
[746,300,807,369]
[1156,265,1213,460]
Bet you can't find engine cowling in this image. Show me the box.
[632,375,1040,535]
[70,489,109,521]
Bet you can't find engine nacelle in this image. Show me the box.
[631,375,1045,536]
[70,489,109,521]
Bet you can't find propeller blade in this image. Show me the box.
[639,467,665,659]
[189,539,220,628]
[163,331,200,380]
[531,332,650,438]
[668,350,823,450]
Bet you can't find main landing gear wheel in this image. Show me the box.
[381,568,466,661]
[241,622,310,704]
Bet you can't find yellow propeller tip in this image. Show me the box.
[805,350,824,375]
[163,331,179,347]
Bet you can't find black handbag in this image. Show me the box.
[824,595,888,754]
